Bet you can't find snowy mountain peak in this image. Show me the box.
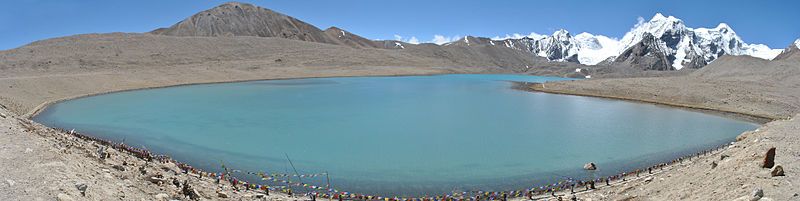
[652,13,666,20]
[795,38,800,49]
[614,14,781,69]
[650,13,682,24]
[716,23,732,32]
[552,29,571,40]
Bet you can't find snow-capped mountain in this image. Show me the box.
[521,29,580,62]
[614,13,781,70]
[479,13,782,70]
[484,30,619,64]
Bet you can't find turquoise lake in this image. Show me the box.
[34,74,759,196]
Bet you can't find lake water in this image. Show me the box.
[34,74,758,196]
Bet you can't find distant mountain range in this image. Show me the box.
[152,2,794,71]
[441,13,784,70]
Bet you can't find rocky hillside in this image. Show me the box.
[151,2,342,45]
[612,33,675,70]
[773,38,800,61]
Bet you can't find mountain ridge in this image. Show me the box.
[148,3,787,71]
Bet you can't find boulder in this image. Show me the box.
[752,188,764,201]
[148,175,167,185]
[75,183,88,196]
[217,191,229,198]
[255,193,267,198]
[583,162,597,170]
[762,147,776,168]
[770,165,784,177]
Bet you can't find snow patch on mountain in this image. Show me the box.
[795,38,800,49]
[745,44,784,60]
[574,32,621,65]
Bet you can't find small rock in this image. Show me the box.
[5,179,14,187]
[217,191,229,198]
[24,148,33,153]
[191,189,202,200]
[644,177,653,183]
[752,188,764,201]
[75,183,88,196]
[770,165,784,177]
[762,147,776,168]
[172,178,181,188]
[255,193,266,198]
[711,161,718,169]
[0,113,6,118]
[182,181,201,200]
[154,193,170,200]
[721,154,730,160]
[148,175,166,185]
[112,164,125,171]
[56,193,74,201]
[583,162,597,170]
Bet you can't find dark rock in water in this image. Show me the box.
[763,147,776,168]
[583,162,597,170]
[771,165,785,177]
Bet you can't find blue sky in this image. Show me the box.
[1,0,798,50]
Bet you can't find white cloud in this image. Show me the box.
[429,34,462,45]
[407,36,420,44]
[491,32,546,40]
[393,34,421,44]
[431,35,451,45]
[632,16,645,30]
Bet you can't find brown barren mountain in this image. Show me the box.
[151,2,340,44]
